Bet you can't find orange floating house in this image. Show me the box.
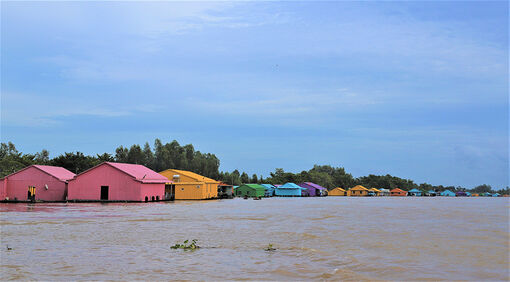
[390,188,407,196]
[347,185,369,196]
[328,187,347,196]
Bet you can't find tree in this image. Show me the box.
[50,152,95,174]
[115,146,129,163]
[251,174,258,183]
[34,149,50,164]
[142,142,154,169]
[241,172,250,184]
[127,144,144,164]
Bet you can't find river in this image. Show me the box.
[1,197,508,281]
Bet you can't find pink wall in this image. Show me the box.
[140,183,166,201]
[4,167,67,201]
[68,164,164,202]
[0,178,6,200]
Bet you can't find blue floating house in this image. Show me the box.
[260,184,276,197]
[426,190,437,196]
[408,188,422,196]
[275,182,304,197]
[491,193,500,197]
[465,192,471,197]
[441,190,456,197]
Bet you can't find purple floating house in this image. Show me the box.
[299,182,327,197]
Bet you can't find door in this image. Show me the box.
[27,186,36,202]
[100,186,109,200]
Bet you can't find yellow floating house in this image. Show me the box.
[347,185,369,197]
[159,169,219,200]
[329,187,347,196]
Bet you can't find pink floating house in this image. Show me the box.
[67,162,170,202]
[0,165,75,202]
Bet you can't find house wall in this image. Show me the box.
[68,164,143,201]
[139,183,166,201]
[299,184,316,197]
[236,185,265,197]
[174,182,208,200]
[348,189,368,197]
[0,178,6,199]
[4,167,67,201]
[160,170,218,200]
[275,188,301,196]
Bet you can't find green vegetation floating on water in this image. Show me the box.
[0,141,508,194]
[265,243,276,252]
[171,239,200,250]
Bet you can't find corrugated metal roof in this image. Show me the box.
[238,184,266,191]
[34,165,76,181]
[332,187,346,192]
[260,184,275,189]
[160,169,218,183]
[2,165,75,182]
[300,182,327,190]
[350,185,368,191]
[100,162,169,183]
[390,188,406,193]
[278,182,305,189]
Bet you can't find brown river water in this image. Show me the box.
[0,197,508,281]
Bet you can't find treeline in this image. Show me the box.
[0,140,219,180]
[0,141,508,195]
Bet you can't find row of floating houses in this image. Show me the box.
[0,162,504,202]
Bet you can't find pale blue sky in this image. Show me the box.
[1,1,508,188]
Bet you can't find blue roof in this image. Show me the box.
[260,184,275,189]
[278,182,306,189]
[409,188,421,193]
[428,190,436,193]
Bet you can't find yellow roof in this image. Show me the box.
[332,187,346,192]
[369,188,381,192]
[350,185,368,191]
[159,169,219,183]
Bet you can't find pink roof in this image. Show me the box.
[105,162,169,183]
[1,165,75,182]
[33,165,76,181]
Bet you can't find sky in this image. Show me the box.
[1,1,508,189]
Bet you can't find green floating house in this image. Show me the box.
[234,184,266,198]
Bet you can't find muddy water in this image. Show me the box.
[0,197,508,281]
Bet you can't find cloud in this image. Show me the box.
[0,91,164,127]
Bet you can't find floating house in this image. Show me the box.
[328,187,347,196]
[491,193,500,197]
[440,190,455,197]
[368,188,381,196]
[275,182,304,197]
[0,165,75,202]
[456,191,469,197]
[68,162,168,202]
[348,185,369,197]
[159,169,219,200]
[379,188,390,196]
[390,188,407,196]
[260,184,276,197]
[408,188,422,196]
[426,190,437,196]
[235,184,266,198]
[299,182,327,197]
[471,193,479,197]
[217,183,234,199]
